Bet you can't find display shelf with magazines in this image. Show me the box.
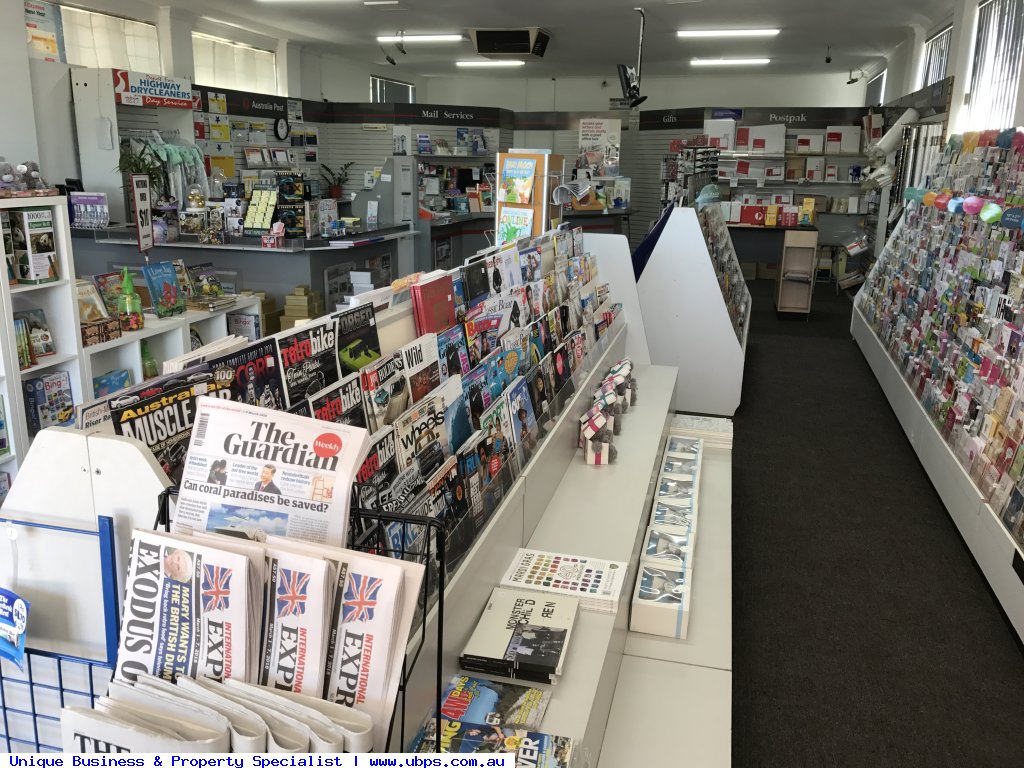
[0,196,86,486]
[853,132,1024,642]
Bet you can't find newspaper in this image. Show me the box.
[114,529,264,686]
[172,396,370,547]
[61,699,229,752]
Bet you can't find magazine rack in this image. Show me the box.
[0,515,119,753]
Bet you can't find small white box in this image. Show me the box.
[848,196,860,214]
[630,562,692,639]
[805,156,825,181]
[826,125,862,154]
[796,134,824,153]
[825,164,839,182]
[729,200,742,223]
[748,124,786,153]
[704,118,736,150]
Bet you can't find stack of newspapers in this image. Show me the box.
[62,397,425,753]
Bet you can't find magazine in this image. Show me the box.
[109,366,228,483]
[506,376,539,465]
[113,529,264,685]
[360,352,409,433]
[394,382,453,481]
[141,260,186,318]
[438,325,471,382]
[496,207,534,247]
[334,304,381,376]
[500,157,537,204]
[171,396,370,547]
[465,294,527,364]
[410,717,574,767]
[401,333,441,404]
[352,426,400,516]
[207,339,287,410]
[274,317,341,407]
[435,674,550,729]
[310,372,366,428]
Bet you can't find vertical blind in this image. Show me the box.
[371,75,415,104]
[865,70,886,106]
[921,26,953,88]
[60,7,161,73]
[193,33,277,95]
[962,0,1024,130]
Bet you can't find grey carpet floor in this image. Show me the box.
[731,280,1024,768]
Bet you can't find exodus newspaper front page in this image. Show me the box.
[114,529,264,685]
[172,396,371,547]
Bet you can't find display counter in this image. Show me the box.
[727,223,818,265]
[72,224,414,307]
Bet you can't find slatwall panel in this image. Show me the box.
[406,124,502,154]
[318,124,395,191]
[621,127,702,250]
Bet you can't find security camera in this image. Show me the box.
[846,69,865,85]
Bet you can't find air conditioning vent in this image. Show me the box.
[468,28,551,58]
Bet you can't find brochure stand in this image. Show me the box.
[632,207,748,416]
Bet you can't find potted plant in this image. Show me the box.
[321,162,354,199]
[117,143,169,201]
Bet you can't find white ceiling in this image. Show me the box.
[75,0,956,78]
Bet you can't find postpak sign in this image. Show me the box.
[113,70,192,109]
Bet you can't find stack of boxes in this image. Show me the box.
[282,286,325,329]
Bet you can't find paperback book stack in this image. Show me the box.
[857,129,1024,551]
[630,435,703,639]
[460,586,579,685]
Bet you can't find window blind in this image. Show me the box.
[921,26,952,88]
[371,75,415,104]
[962,0,1024,130]
[192,33,277,95]
[60,7,161,73]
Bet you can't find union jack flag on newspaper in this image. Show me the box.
[276,568,310,617]
[201,564,232,611]
[342,572,383,622]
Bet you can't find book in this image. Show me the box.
[438,325,471,383]
[207,339,287,409]
[13,308,55,359]
[172,396,371,546]
[92,368,132,398]
[76,279,109,322]
[434,674,550,729]
[273,317,341,407]
[187,262,227,301]
[23,371,74,434]
[141,260,186,318]
[172,259,196,300]
[91,272,123,317]
[334,303,382,376]
[309,372,366,428]
[496,207,534,247]
[460,587,579,682]
[505,376,539,466]
[500,157,537,204]
[411,273,457,335]
[410,717,574,766]
[500,548,628,614]
[227,312,261,342]
[360,352,409,434]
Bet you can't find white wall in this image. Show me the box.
[0,0,40,162]
[421,72,868,111]
[29,60,80,184]
[301,49,424,103]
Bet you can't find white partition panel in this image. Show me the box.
[585,233,652,365]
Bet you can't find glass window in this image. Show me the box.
[961,0,1024,131]
[371,75,415,104]
[921,26,952,88]
[60,7,161,73]
[192,33,277,94]
[865,70,887,106]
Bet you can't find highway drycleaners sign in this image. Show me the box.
[113,70,192,109]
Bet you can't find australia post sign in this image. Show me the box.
[112,69,192,109]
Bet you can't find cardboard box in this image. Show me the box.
[780,206,800,227]
[765,205,779,227]
[81,321,103,348]
[848,196,860,214]
[826,125,862,154]
[100,318,121,342]
[825,164,839,182]
[785,157,806,181]
[630,561,692,639]
[805,156,825,182]
[735,126,750,149]
[765,162,786,180]
[729,201,742,223]
[703,118,736,151]
[749,124,786,153]
[795,134,824,154]
[799,197,816,225]
[740,205,766,226]
[9,208,58,285]
[864,113,883,142]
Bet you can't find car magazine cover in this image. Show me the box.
[401,333,440,404]
[351,425,399,516]
[207,339,287,410]
[410,718,574,768]
[273,317,340,408]
[171,396,370,548]
[110,365,230,483]
[394,379,460,481]
[438,325,471,382]
[437,674,550,729]
[310,372,366,428]
[114,529,263,685]
[360,351,410,433]
[258,548,333,696]
[334,303,381,376]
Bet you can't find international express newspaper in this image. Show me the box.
[172,397,371,547]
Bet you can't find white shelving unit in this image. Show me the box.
[0,196,263,484]
[851,305,1024,641]
[628,206,749,417]
[0,196,85,483]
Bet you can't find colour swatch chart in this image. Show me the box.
[500,548,628,613]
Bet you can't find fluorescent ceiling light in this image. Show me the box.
[691,57,771,66]
[364,1,400,4]
[677,28,779,38]
[377,34,463,42]
[456,60,526,67]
